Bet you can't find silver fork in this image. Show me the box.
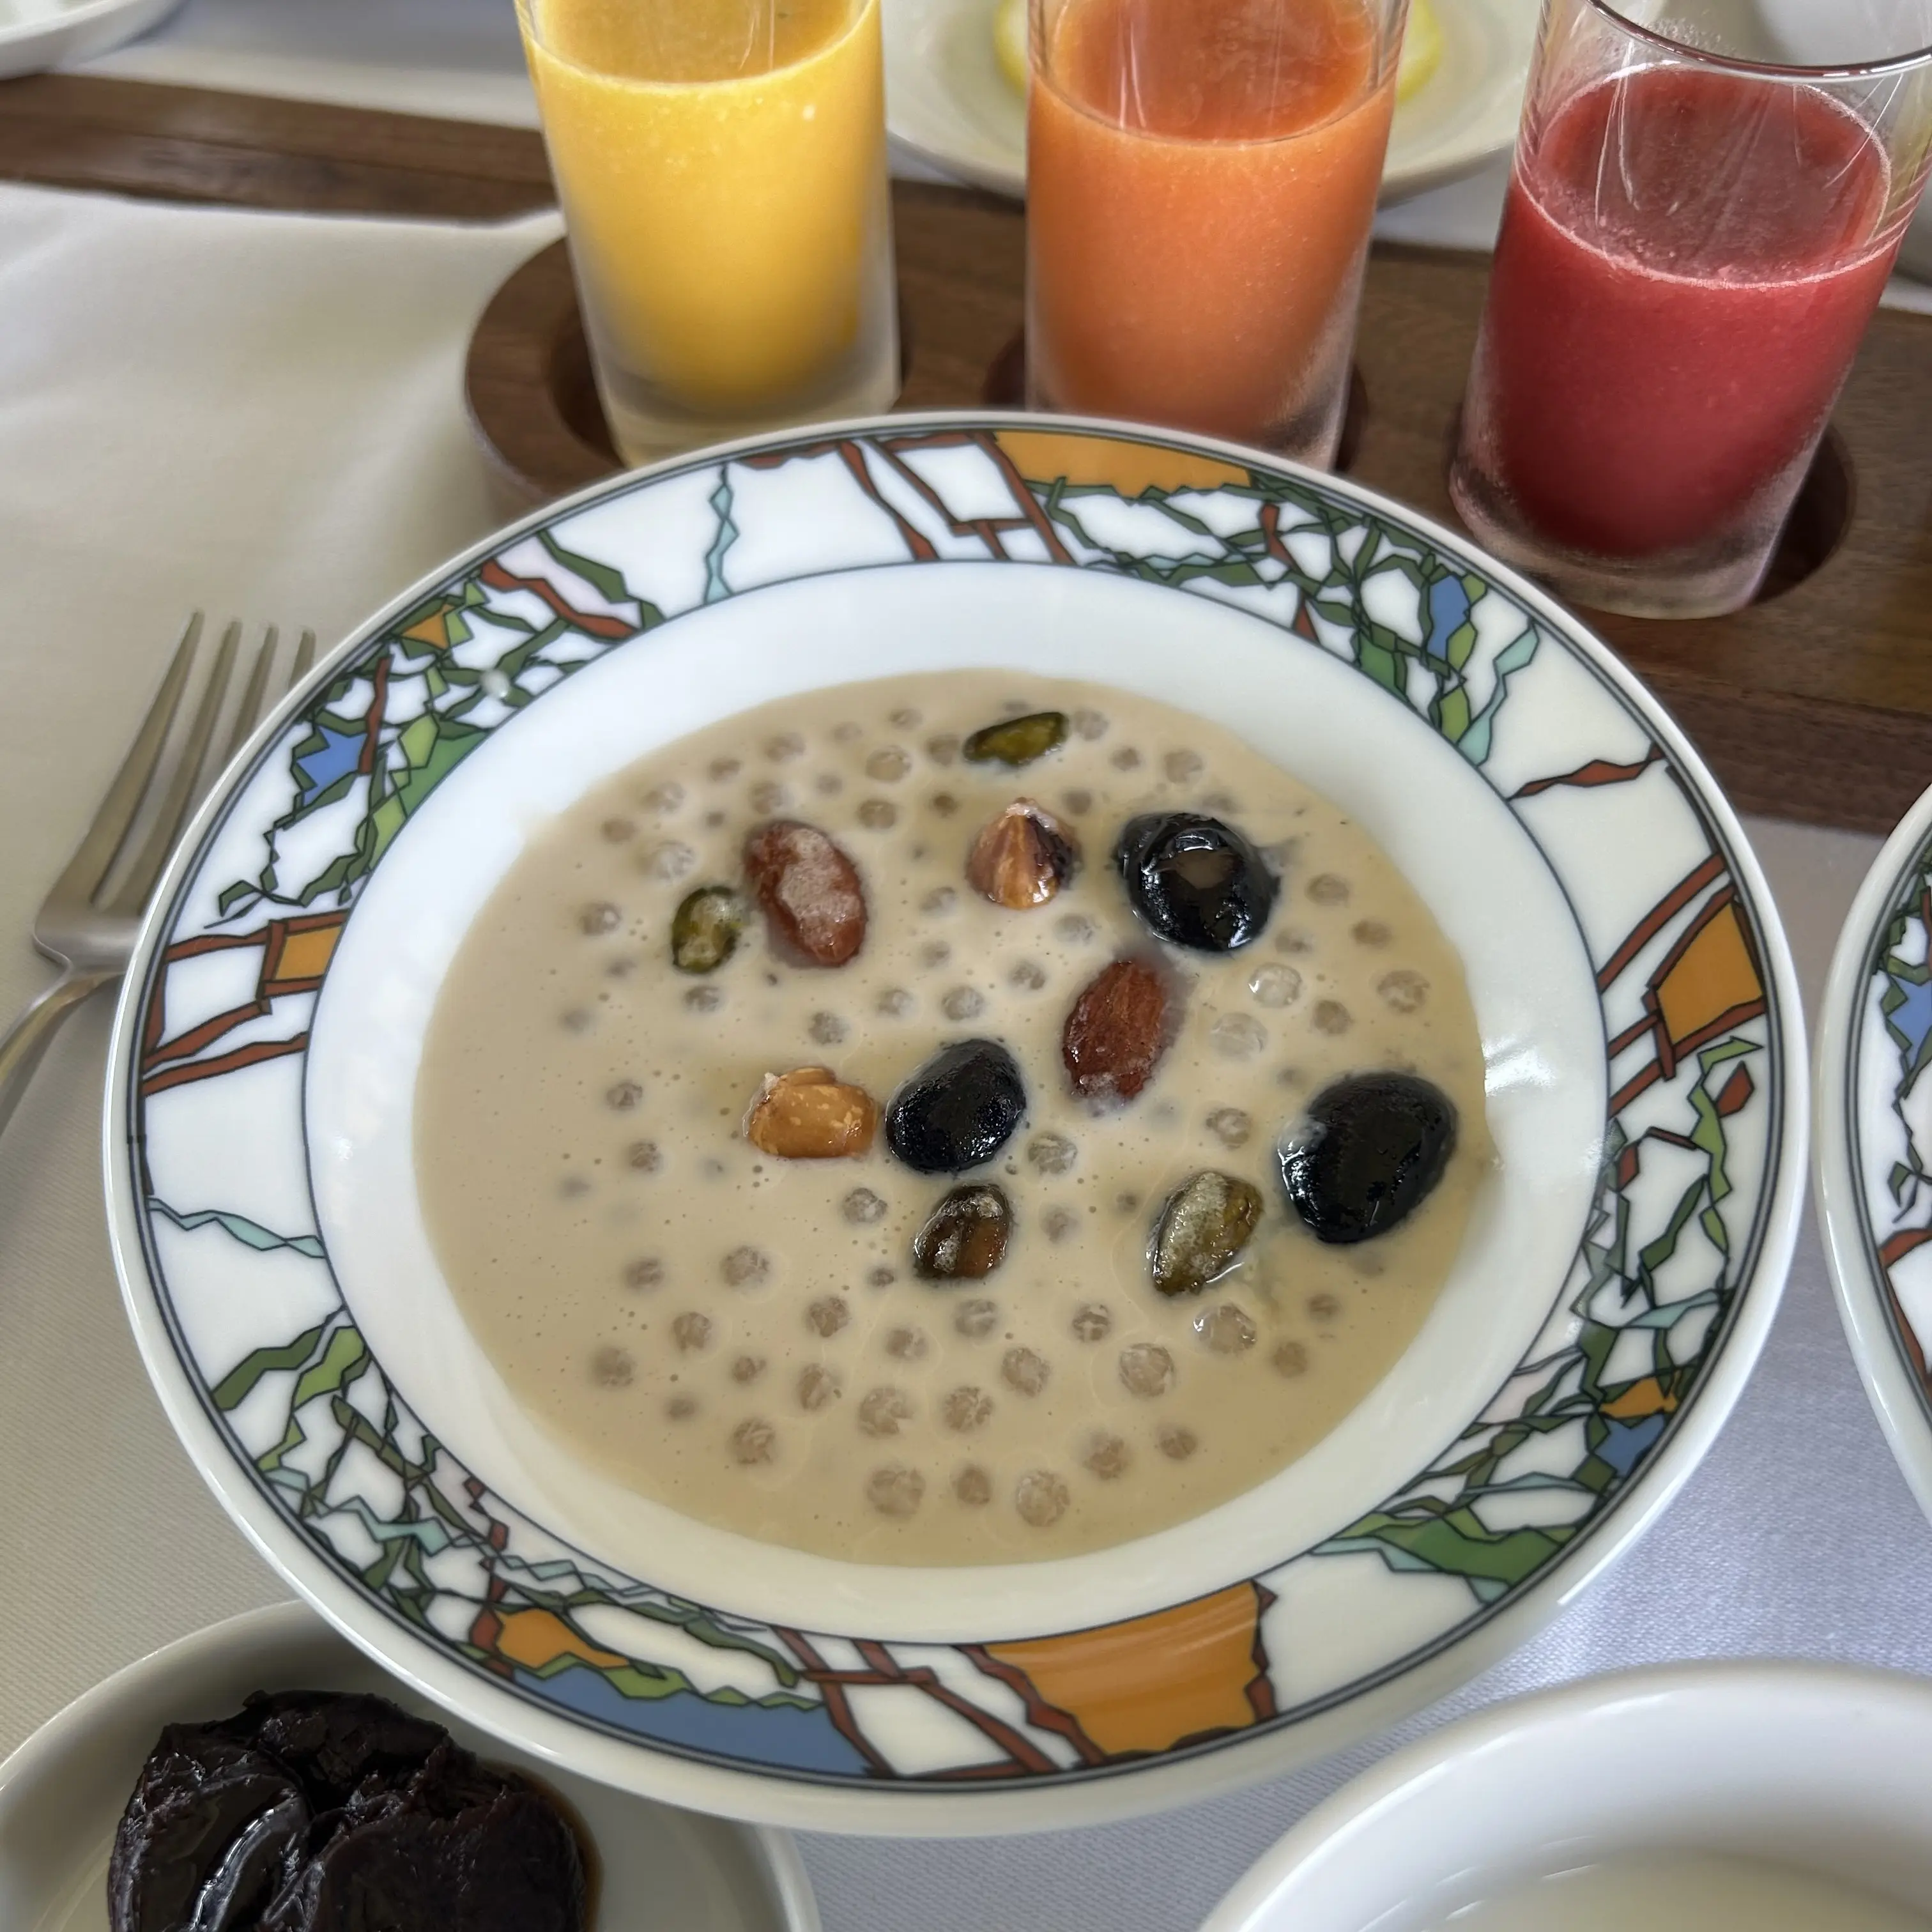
[0,614,318,1140]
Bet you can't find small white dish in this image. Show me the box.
[0,1600,818,1932]
[881,0,1540,204]
[1816,788,1932,1528]
[1202,1660,1932,1931]
[0,0,186,79]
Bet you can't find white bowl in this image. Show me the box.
[1202,1660,1932,1931]
[105,410,1805,1831]
[0,1601,816,1932]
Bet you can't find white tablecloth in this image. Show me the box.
[3,170,1930,1932]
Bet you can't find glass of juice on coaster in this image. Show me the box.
[1450,0,1932,619]
[1025,0,1408,464]
[518,0,899,464]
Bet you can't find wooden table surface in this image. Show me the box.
[8,71,1931,833]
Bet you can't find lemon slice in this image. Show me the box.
[1396,0,1442,105]
[993,0,1028,96]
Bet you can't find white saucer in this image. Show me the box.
[0,0,187,79]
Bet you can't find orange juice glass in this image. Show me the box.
[1027,0,1404,464]
[519,0,899,463]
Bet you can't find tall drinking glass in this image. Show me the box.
[1025,0,1408,464]
[518,0,900,464]
[1449,0,1932,618]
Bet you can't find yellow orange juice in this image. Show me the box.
[521,0,897,456]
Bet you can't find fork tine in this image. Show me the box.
[291,629,318,684]
[47,613,203,904]
[221,625,278,768]
[106,620,242,916]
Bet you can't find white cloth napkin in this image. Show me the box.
[0,177,1926,1932]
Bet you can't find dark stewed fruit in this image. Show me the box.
[885,1038,1027,1174]
[1115,811,1277,951]
[1277,1072,1457,1244]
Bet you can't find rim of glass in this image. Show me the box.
[515,0,871,88]
[1584,0,1932,81]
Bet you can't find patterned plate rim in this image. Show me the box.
[105,410,1807,1832]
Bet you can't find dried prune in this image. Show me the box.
[1277,1072,1457,1244]
[963,710,1068,766]
[1062,955,1180,1104]
[1149,1170,1263,1296]
[743,819,867,967]
[1116,811,1278,951]
[885,1038,1026,1173]
[912,1183,1013,1280]
[967,799,1080,908]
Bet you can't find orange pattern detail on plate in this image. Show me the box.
[491,1607,627,1674]
[992,431,1251,499]
[1655,898,1761,1049]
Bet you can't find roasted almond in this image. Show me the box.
[743,1066,878,1158]
[1062,955,1181,1104]
[744,820,867,966]
[965,799,1080,910]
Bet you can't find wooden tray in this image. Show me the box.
[10,73,1932,834]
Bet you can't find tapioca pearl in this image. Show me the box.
[1163,749,1203,784]
[591,1344,634,1387]
[1043,1206,1078,1243]
[1009,959,1047,991]
[1200,790,1239,814]
[867,1464,926,1517]
[671,1312,713,1352]
[832,719,865,744]
[926,733,960,765]
[859,1386,913,1437]
[707,758,741,783]
[1113,1191,1140,1216]
[559,1008,594,1034]
[1353,1250,1387,1278]
[806,1296,850,1338]
[1307,873,1350,906]
[1212,1013,1268,1060]
[921,885,958,916]
[921,939,951,969]
[623,1256,664,1291]
[1110,746,1142,771]
[666,1394,699,1421]
[643,840,696,882]
[814,772,843,797]
[732,1418,777,1464]
[558,1173,591,1200]
[858,799,898,829]
[1157,1423,1199,1461]
[842,1188,888,1226]
[1352,919,1392,948]
[1312,1000,1352,1036]
[877,987,915,1018]
[601,815,638,843]
[1027,1132,1077,1175]
[942,986,985,1022]
[1084,1433,1130,1480]
[1061,787,1093,816]
[1274,926,1314,955]
[953,1463,992,1505]
[1272,1340,1309,1379]
[1195,1303,1257,1354]
[684,985,724,1013]
[1015,1469,1070,1528]
[891,705,923,730]
[732,1354,766,1384]
[1055,913,1094,944]
[644,781,686,813]
[1204,1107,1252,1150]
[886,1326,929,1361]
[1248,963,1302,1009]
[809,1010,848,1046]
[1276,1064,1308,1089]
[1002,1347,1050,1397]
[750,779,791,814]
[1307,1292,1340,1323]
[929,792,960,816]
[955,1298,999,1339]
[1377,969,1429,1014]
[941,1385,993,1432]
[797,1363,841,1411]
[606,956,638,980]
[1071,1303,1112,1342]
[765,732,806,762]
[579,901,621,935]
[1071,709,1108,740]
[1119,1343,1176,1397]
[627,1139,661,1172]
[867,1264,898,1289]
[866,746,911,782]
[721,1246,770,1287]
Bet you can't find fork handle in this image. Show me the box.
[0,966,116,1142]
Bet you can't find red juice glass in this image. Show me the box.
[1449,0,1932,618]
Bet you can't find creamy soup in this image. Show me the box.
[415,672,1493,1564]
[1425,1851,1932,1931]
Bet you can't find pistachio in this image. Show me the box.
[962,710,1068,767]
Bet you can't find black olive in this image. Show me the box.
[1115,812,1277,951]
[1277,1072,1457,1243]
[885,1039,1027,1174]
